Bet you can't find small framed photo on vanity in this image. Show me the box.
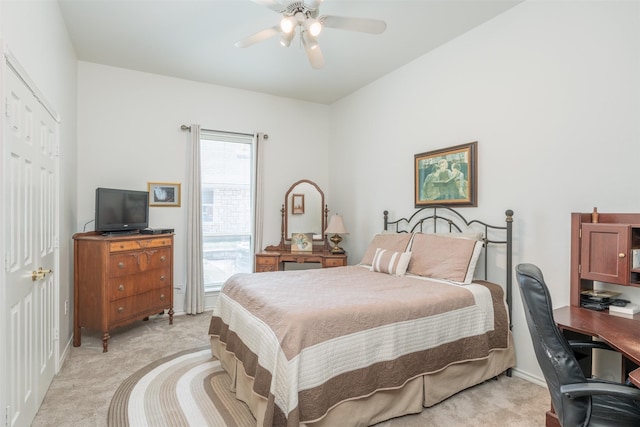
[291,233,313,252]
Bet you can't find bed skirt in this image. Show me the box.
[210,334,515,426]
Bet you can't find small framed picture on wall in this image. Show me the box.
[148,182,181,207]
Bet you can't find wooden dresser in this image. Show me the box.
[255,251,347,272]
[73,231,174,352]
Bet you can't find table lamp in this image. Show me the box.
[325,214,348,254]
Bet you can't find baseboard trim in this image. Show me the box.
[57,336,72,373]
[510,367,547,388]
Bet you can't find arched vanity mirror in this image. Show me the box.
[265,179,328,252]
[258,180,347,271]
[285,180,325,242]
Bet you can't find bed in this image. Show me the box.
[209,206,515,427]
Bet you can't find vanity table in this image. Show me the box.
[257,179,348,272]
[255,251,347,272]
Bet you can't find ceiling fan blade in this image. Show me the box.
[321,15,387,34]
[235,26,281,48]
[251,0,287,13]
[305,45,325,69]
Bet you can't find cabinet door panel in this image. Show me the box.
[581,223,630,285]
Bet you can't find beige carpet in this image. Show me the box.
[33,311,549,426]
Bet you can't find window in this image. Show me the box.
[200,130,255,292]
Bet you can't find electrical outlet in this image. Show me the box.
[64,300,69,315]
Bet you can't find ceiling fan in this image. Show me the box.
[236,0,387,69]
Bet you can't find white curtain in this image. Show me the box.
[185,124,205,314]
[253,133,267,258]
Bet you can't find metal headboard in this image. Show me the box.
[383,206,514,336]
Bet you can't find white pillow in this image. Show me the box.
[370,248,412,277]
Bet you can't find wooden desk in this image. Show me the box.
[545,306,640,426]
[554,306,640,366]
[255,251,347,272]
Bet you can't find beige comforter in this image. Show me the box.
[209,265,510,426]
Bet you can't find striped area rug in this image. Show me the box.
[108,346,255,427]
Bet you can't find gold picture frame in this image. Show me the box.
[414,142,477,207]
[148,182,181,207]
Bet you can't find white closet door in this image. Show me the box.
[4,62,58,427]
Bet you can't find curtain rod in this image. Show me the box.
[180,124,266,139]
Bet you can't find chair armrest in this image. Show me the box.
[561,382,640,401]
[568,340,614,352]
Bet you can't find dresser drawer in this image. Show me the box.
[255,254,279,272]
[256,255,279,266]
[109,288,171,322]
[324,257,347,268]
[108,268,171,300]
[109,237,172,253]
[109,248,171,277]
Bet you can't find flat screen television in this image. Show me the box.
[95,187,149,233]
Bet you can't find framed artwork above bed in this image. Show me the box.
[414,141,477,207]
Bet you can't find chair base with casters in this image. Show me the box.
[515,263,640,427]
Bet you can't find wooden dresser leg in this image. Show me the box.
[102,332,110,353]
[73,325,81,347]
[168,308,174,325]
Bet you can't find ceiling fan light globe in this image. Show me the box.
[306,19,322,37]
[280,16,295,34]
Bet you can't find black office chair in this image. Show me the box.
[515,263,640,427]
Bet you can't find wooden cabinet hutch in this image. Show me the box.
[570,211,640,306]
[73,231,174,352]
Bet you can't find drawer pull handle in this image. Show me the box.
[118,284,124,291]
[160,275,165,281]
[620,253,626,259]
[160,294,165,300]
[117,307,124,313]
[160,256,166,262]
[118,262,125,269]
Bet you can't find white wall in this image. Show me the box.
[76,61,331,312]
[329,0,640,381]
[0,0,78,414]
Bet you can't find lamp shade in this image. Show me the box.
[325,214,349,235]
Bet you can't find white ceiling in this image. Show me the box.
[58,0,522,105]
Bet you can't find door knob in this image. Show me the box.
[31,267,53,281]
